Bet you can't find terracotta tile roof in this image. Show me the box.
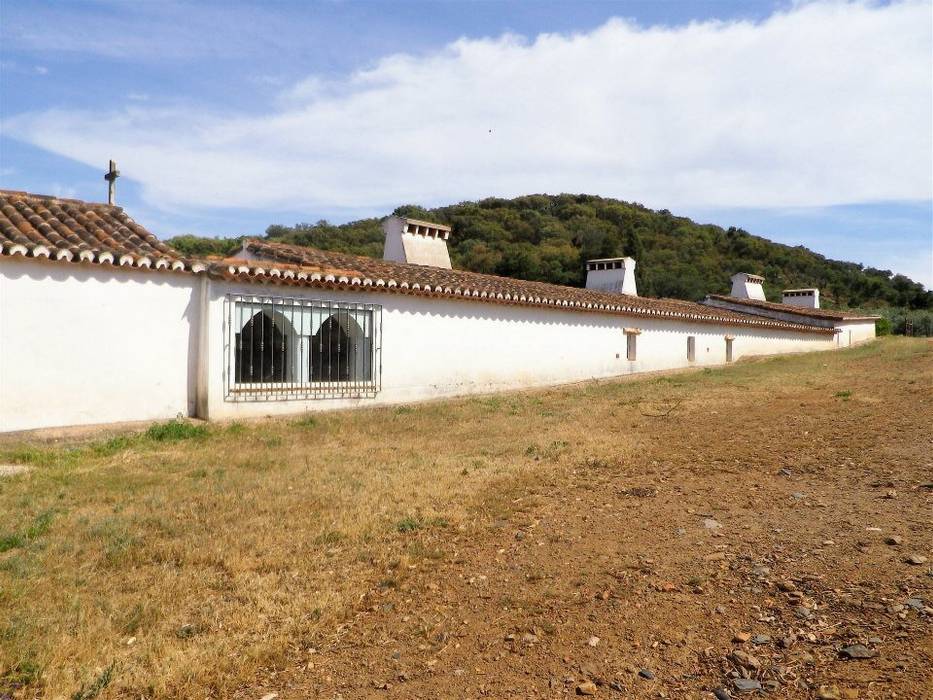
[0,190,198,271]
[204,239,834,334]
[705,294,880,322]
[0,190,836,335]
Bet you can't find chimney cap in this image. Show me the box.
[383,215,452,267]
[586,256,635,264]
[397,216,451,233]
[585,256,637,295]
[731,272,765,283]
[585,256,635,271]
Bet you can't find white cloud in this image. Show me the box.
[3,0,931,216]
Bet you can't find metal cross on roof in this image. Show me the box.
[104,160,120,205]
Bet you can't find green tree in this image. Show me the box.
[166,193,932,313]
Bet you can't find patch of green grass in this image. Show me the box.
[4,446,69,468]
[0,553,32,578]
[314,530,345,545]
[88,517,137,564]
[225,421,246,435]
[395,517,421,533]
[291,415,317,429]
[119,603,147,635]
[145,419,208,442]
[0,509,55,553]
[1,657,42,692]
[524,440,569,462]
[1,420,211,471]
[91,435,138,457]
[71,662,115,700]
[834,390,852,399]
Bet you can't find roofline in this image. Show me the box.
[0,188,118,210]
[0,245,834,334]
[705,294,880,321]
[211,259,834,333]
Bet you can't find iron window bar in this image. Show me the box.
[224,293,382,402]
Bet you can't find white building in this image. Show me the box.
[702,274,879,348]
[0,190,871,433]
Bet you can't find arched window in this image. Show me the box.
[235,311,288,383]
[311,312,372,382]
[226,295,380,399]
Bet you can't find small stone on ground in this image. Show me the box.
[839,644,876,660]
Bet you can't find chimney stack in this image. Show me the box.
[782,288,820,309]
[585,257,637,296]
[730,272,766,300]
[382,216,452,268]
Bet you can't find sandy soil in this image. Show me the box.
[246,343,932,700]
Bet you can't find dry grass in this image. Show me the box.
[0,338,928,698]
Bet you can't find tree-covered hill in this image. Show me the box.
[167,193,931,310]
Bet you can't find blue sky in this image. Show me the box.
[1,0,931,287]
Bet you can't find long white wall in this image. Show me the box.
[203,279,837,421]
[0,261,841,432]
[0,259,199,432]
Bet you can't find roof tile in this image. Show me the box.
[215,239,834,334]
[705,294,879,321]
[0,190,837,335]
[0,190,188,268]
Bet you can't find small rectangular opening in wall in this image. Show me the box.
[725,336,734,363]
[687,336,696,362]
[626,333,637,361]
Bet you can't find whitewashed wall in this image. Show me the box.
[0,259,199,432]
[203,279,837,420]
[703,297,877,347]
[0,262,842,432]
[835,320,877,347]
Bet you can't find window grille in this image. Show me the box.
[626,333,637,361]
[725,337,734,363]
[224,294,382,401]
[687,336,696,362]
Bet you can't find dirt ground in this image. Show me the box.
[244,341,932,700]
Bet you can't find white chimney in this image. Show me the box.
[730,272,766,300]
[382,215,452,268]
[782,288,820,309]
[585,257,637,296]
